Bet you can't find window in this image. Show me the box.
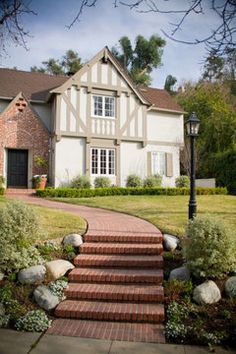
[152,152,166,176]
[93,95,115,118]
[91,148,115,175]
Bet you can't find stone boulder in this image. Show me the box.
[225,276,236,297]
[169,265,190,281]
[18,265,46,284]
[193,280,221,304]
[0,272,4,281]
[163,234,179,251]
[34,285,59,311]
[63,233,83,247]
[45,260,74,280]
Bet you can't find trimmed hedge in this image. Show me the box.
[36,186,227,198]
[0,188,5,195]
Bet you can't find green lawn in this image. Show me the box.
[0,196,86,242]
[53,195,236,236]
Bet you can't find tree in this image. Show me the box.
[177,81,236,179]
[164,74,177,94]
[0,0,36,55]
[72,1,236,56]
[30,50,83,76]
[112,34,166,85]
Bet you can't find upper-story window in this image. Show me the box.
[93,95,115,118]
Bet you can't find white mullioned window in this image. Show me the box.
[91,148,115,175]
[92,95,115,118]
[152,151,166,176]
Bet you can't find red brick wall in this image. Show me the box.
[0,95,50,184]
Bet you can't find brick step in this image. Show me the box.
[69,268,163,284]
[74,254,163,268]
[55,300,165,323]
[47,319,165,343]
[65,283,164,302]
[84,233,162,244]
[80,243,163,255]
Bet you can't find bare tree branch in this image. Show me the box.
[70,0,236,56]
[0,0,36,56]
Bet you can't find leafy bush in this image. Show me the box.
[166,302,190,342]
[0,201,44,273]
[48,279,68,300]
[175,175,190,188]
[70,175,91,189]
[183,215,236,279]
[0,176,5,187]
[63,244,76,261]
[164,279,193,303]
[126,174,142,187]
[15,310,51,332]
[143,174,162,187]
[0,284,27,322]
[36,186,227,198]
[0,188,5,195]
[94,176,111,188]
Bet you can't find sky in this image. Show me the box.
[0,0,220,88]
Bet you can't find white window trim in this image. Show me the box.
[91,148,115,176]
[91,95,115,119]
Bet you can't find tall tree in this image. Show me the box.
[164,74,177,94]
[30,50,83,76]
[112,34,166,85]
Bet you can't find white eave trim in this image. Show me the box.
[148,105,187,115]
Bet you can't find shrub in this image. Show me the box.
[126,174,142,187]
[36,186,227,198]
[143,174,162,187]
[94,176,111,188]
[15,310,51,332]
[175,175,190,188]
[70,175,91,189]
[48,279,68,300]
[0,284,27,322]
[183,215,236,279]
[0,201,44,273]
[0,188,5,195]
[0,176,5,187]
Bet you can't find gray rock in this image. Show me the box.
[169,265,190,281]
[163,234,179,251]
[18,265,46,284]
[0,272,4,281]
[34,285,59,311]
[63,234,83,247]
[193,280,221,304]
[45,260,74,281]
[225,276,236,297]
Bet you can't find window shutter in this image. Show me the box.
[147,152,152,176]
[166,153,173,177]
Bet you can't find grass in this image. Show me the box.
[0,196,86,242]
[52,195,236,236]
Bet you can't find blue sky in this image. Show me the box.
[0,0,218,88]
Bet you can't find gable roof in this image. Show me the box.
[0,49,184,113]
[0,68,67,102]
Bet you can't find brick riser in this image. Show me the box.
[80,243,163,255]
[65,283,164,302]
[69,268,163,284]
[55,300,164,323]
[84,234,163,243]
[74,254,164,268]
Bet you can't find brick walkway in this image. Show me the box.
[7,190,165,343]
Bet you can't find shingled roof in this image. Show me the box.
[0,68,184,113]
[0,68,67,102]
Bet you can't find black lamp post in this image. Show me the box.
[185,112,200,220]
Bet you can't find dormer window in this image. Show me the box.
[93,95,115,118]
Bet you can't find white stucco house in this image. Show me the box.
[0,47,184,188]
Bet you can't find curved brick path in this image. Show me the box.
[7,191,165,343]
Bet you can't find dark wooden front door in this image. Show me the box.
[7,149,28,187]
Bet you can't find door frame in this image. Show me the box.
[6,148,32,188]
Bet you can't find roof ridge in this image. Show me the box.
[0,67,67,79]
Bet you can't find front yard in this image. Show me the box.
[52,194,236,237]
